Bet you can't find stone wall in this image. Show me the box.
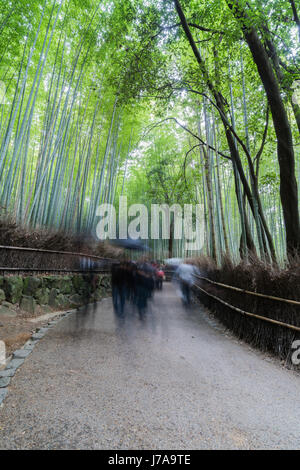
[0,274,111,315]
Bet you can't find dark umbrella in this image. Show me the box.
[110,238,149,251]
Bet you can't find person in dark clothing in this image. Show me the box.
[79,257,99,312]
[111,263,126,317]
[180,280,191,305]
[135,267,149,319]
[124,261,137,302]
[111,260,157,321]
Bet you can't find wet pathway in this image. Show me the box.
[0,284,300,449]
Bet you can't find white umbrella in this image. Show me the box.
[164,257,184,266]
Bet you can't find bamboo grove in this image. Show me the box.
[0,0,137,235]
[0,0,299,265]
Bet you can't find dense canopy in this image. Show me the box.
[0,0,299,263]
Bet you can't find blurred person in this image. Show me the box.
[139,260,155,298]
[175,262,199,306]
[80,257,99,311]
[124,261,137,302]
[135,265,149,319]
[111,262,126,317]
[156,267,165,290]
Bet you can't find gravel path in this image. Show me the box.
[0,283,299,450]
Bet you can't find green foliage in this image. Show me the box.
[0,0,298,262]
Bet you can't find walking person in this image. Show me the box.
[175,262,198,306]
[111,263,126,318]
[156,267,165,290]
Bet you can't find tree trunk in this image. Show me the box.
[169,218,174,258]
[227,0,300,257]
[289,0,300,44]
[173,0,266,259]
[202,145,217,261]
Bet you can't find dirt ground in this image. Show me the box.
[0,305,69,361]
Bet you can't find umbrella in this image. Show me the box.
[110,238,149,251]
[164,257,184,266]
